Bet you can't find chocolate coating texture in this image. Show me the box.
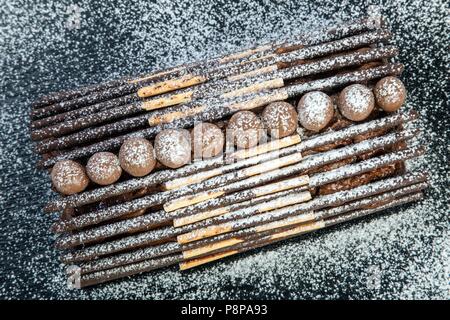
[297,91,334,132]
[154,129,191,169]
[262,101,298,138]
[374,76,407,112]
[338,84,375,121]
[51,160,89,195]
[191,122,224,159]
[119,138,156,177]
[227,111,264,149]
[86,152,122,185]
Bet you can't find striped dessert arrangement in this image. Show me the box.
[30,14,427,288]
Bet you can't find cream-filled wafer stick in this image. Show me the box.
[45,112,415,213]
[179,192,424,270]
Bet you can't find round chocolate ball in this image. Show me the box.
[154,129,191,169]
[338,84,375,121]
[119,138,156,177]
[51,160,89,195]
[227,111,264,149]
[86,152,122,185]
[262,101,298,138]
[373,76,407,112]
[191,122,224,159]
[297,91,334,132]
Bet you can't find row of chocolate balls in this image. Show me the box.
[51,76,406,195]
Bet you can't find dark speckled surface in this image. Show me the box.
[0,0,448,299]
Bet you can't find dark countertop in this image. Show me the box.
[0,0,448,299]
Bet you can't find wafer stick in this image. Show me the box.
[31,18,377,120]
[45,112,415,213]
[73,188,423,288]
[137,29,390,99]
[55,189,311,249]
[57,143,422,255]
[37,63,403,165]
[174,148,424,244]
[55,130,397,249]
[179,182,428,259]
[140,36,394,112]
[178,192,424,270]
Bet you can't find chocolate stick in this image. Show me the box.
[44,111,416,213]
[76,182,427,275]
[163,134,418,213]
[38,63,404,165]
[32,37,393,150]
[178,192,424,271]
[33,17,375,117]
[52,151,306,233]
[74,189,423,288]
[54,138,420,248]
[61,171,427,265]
[31,45,396,141]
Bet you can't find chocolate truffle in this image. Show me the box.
[262,102,298,138]
[86,152,122,185]
[297,91,334,132]
[51,160,89,195]
[154,129,191,169]
[373,76,407,112]
[119,138,156,177]
[227,111,264,149]
[191,122,224,159]
[338,84,375,121]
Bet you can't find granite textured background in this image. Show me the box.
[0,0,448,299]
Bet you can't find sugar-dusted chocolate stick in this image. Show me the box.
[75,181,427,275]
[173,146,424,243]
[136,29,391,99]
[32,38,394,151]
[44,135,299,213]
[61,171,427,265]
[72,186,423,288]
[38,63,403,166]
[55,140,421,249]
[52,151,306,234]
[45,111,416,213]
[31,45,396,141]
[163,137,419,213]
[32,17,376,117]
[178,191,424,271]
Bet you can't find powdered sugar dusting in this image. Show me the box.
[0,0,447,299]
